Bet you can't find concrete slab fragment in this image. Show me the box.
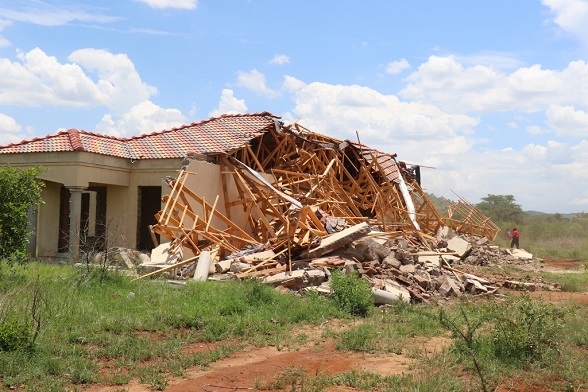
[302,222,371,259]
[149,242,183,265]
[508,248,533,260]
[465,278,488,293]
[446,236,471,258]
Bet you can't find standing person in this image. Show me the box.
[505,229,512,241]
[510,227,520,249]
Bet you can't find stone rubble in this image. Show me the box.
[136,223,557,304]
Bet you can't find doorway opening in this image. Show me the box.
[137,186,161,252]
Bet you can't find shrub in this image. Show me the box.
[0,166,44,261]
[490,294,566,365]
[330,270,373,317]
[0,321,32,351]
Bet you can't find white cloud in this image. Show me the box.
[400,55,588,113]
[0,3,119,26]
[209,89,247,118]
[95,101,185,137]
[543,0,588,46]
[546,104,588,136]
[0,46,188,141]
[0,48,96,106]
[526,125,546,135]
[68,48,157,115]
[282,75,306,92]
[0,18,12,29]
[236,69,280,98]
[0,47,157,115]
[0,18,11,47]
[386,59,410,74]
[281,76,588,213]
[270,54,290,65]
[288,82,478,158]
[0,113,22,145]
[421,139,584,213]
[455,51,526,71]
[137,0,198,10]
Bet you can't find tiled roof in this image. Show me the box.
[0,112,279,159]
[354,144,400,182]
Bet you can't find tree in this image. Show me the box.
[476,194,524,224]
[0,166,45,261]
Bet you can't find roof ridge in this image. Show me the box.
[125,111,279,141]
[66,129,85,151]
[75,129,127,141]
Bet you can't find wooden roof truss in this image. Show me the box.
[151,121,494,261]
[444,193,500,241]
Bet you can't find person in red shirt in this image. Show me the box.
[510,227,520,249]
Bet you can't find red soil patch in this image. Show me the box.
[85,335,451,392]
[541,257,586,271]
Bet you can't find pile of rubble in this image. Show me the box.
[137,119,518,303]
[139,219,540,303]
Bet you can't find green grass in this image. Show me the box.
[334,301,443,355]
[0,262,344,390]
[540,271,588,292]
[2,261,588,391]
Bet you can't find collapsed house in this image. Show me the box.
[0,110,503,301]
[142,113,501,302]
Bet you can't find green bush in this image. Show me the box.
[0,321,32,351]
[330,270,373,317]
[490,294,566,365]
[0,166,44,260]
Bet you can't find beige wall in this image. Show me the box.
[183,159,274,240]
[1,151,181,257]
[105,185,134,249]
[184,160,227,230]
[37,181,62,257]
[1,151,132,187]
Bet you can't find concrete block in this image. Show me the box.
[465,278,488,293]
[382,253,401,269]
[413,274,430,290]
[437,276,462,297]
[399,264,416,275]
[446,236,471,258]
[354,237,392,261]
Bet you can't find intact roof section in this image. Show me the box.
[0,112,279,159]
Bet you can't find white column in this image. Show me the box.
[67,187,85,259]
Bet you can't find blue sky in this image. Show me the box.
[1,0,588,214]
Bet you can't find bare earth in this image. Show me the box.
[85,257,587,392]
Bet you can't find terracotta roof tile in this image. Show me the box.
[0,112,400,181]
[0,112,278,160]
